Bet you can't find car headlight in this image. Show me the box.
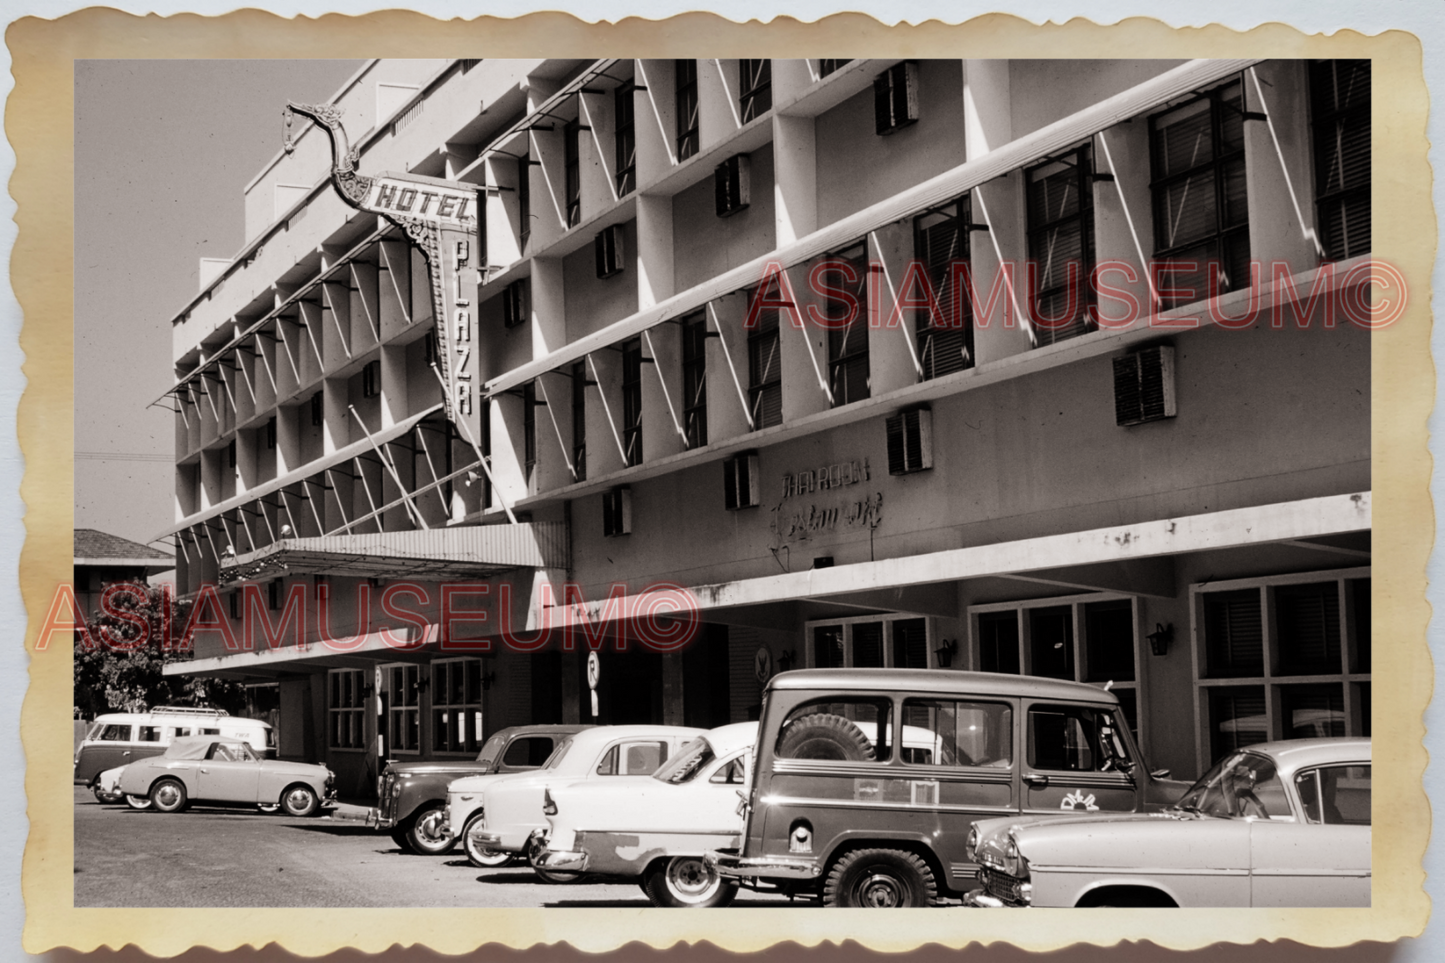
[966,826,979,856]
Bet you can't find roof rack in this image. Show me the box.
[149,706,228,718]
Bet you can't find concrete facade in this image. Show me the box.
[162,58,1372,799]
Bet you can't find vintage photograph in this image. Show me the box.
[69,49,1386,921]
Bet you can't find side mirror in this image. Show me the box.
[1151,768,1171,779]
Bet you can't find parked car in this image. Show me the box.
[965,737,1371,908]
[443,724,704,876]
[536,722,758,907]
[74,706,275,795]
[706,668,1189,907]
[367,724,592,856]
[115,735,336,816]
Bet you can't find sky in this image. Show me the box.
[74,60,366,550]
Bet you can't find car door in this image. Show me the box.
[1250,764,1371,907]
[1021,701,1137,816]
[896,696,1019,889]
[196,744,262,802]
[76,723,136,782]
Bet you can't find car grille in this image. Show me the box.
[979,867,1028,905]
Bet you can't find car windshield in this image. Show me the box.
[653,737,715,784]
[474,731,510,768]
[542,736,576,770]
[1173,751,1289,819]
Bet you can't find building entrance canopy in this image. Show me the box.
[217,523,569,586]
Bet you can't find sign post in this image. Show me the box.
[586,651,600,720]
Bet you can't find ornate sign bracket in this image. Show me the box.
[286,102,482,429]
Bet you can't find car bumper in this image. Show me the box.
[470,830,504,848]
[365,808,395,830]
[962,889,1020,908]
[705,850,821,881]
[537,848,589,873]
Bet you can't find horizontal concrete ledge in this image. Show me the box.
[549,491,1371,626]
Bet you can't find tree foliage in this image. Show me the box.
[74,581,246,718]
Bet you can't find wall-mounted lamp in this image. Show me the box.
[778,649,796,673]
[362,682,376,697]
[934,638,959,669]
[415,676,430,693]
[481,669,497,691]
[1146,623,1174,657]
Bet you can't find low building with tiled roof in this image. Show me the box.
[74,528,174,620]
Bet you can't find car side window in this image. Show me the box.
[902,699,1012,768]
[98,724,132,742]
[595,741,669,775]
[502,736,555,768]
[171,727,192,738]
[709,756,747,784]
[208,744,235,761]
[775,698,894,763]
[1027,704,1130,773]
[1296,764,1371,826]
[138,726,162,743]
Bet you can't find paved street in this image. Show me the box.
[73,788,798,908]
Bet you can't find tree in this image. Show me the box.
[74,581,246,718]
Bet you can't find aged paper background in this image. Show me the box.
[9,9,1433,957]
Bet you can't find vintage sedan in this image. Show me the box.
[368,724,592,857]
[966,737,1371,908]
[443,724,703,875]
[536,722,757,907]
[115,735,337,817]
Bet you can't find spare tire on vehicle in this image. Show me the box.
[776,712,871,761]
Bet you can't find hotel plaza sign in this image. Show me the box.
[770,456,884,548]
[285,102,484,446]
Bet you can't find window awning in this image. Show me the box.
[159,403,443,539]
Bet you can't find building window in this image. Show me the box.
[823,241,870,407]
[518,150,532,253]
[739,59,772,124]
[227,439,237,468]
[328,668,365,750]
[571,359,588,481]
[523,381,537,482]
[385,663,421,754]
[873,61,919,136]
[603,486,632,537]
[564,120,581,228]
[681,311,708,448]
[806,616,931,671]
[621,337,643,467]
[970,595,1141,740]
[265,416,276,450]
[914,195,974,379]
[818,59,850,78]
[615,81,637,197]
[747,281,783,430]
[1150,80,1250,309]
[310,392,323,427]
[362,359,381,398]
[1026,145,1096,345]
[675,59,700,161]
[1194,569,1370,768]
[432,658,484,754]
[722,451,758,510]
[1310,60,1371,262]
[502,278,529,328]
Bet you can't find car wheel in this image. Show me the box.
[642,856,739,908]
[823,848,936,908]
[124,794,152,811]
[776,713,872,762]
[461,813,514,868]
[527,833,582,884]
[92,787,120,805]
[148,778,188,814]
[404,805,456,856]
[390,829,411,851]
[279,783,320,818]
